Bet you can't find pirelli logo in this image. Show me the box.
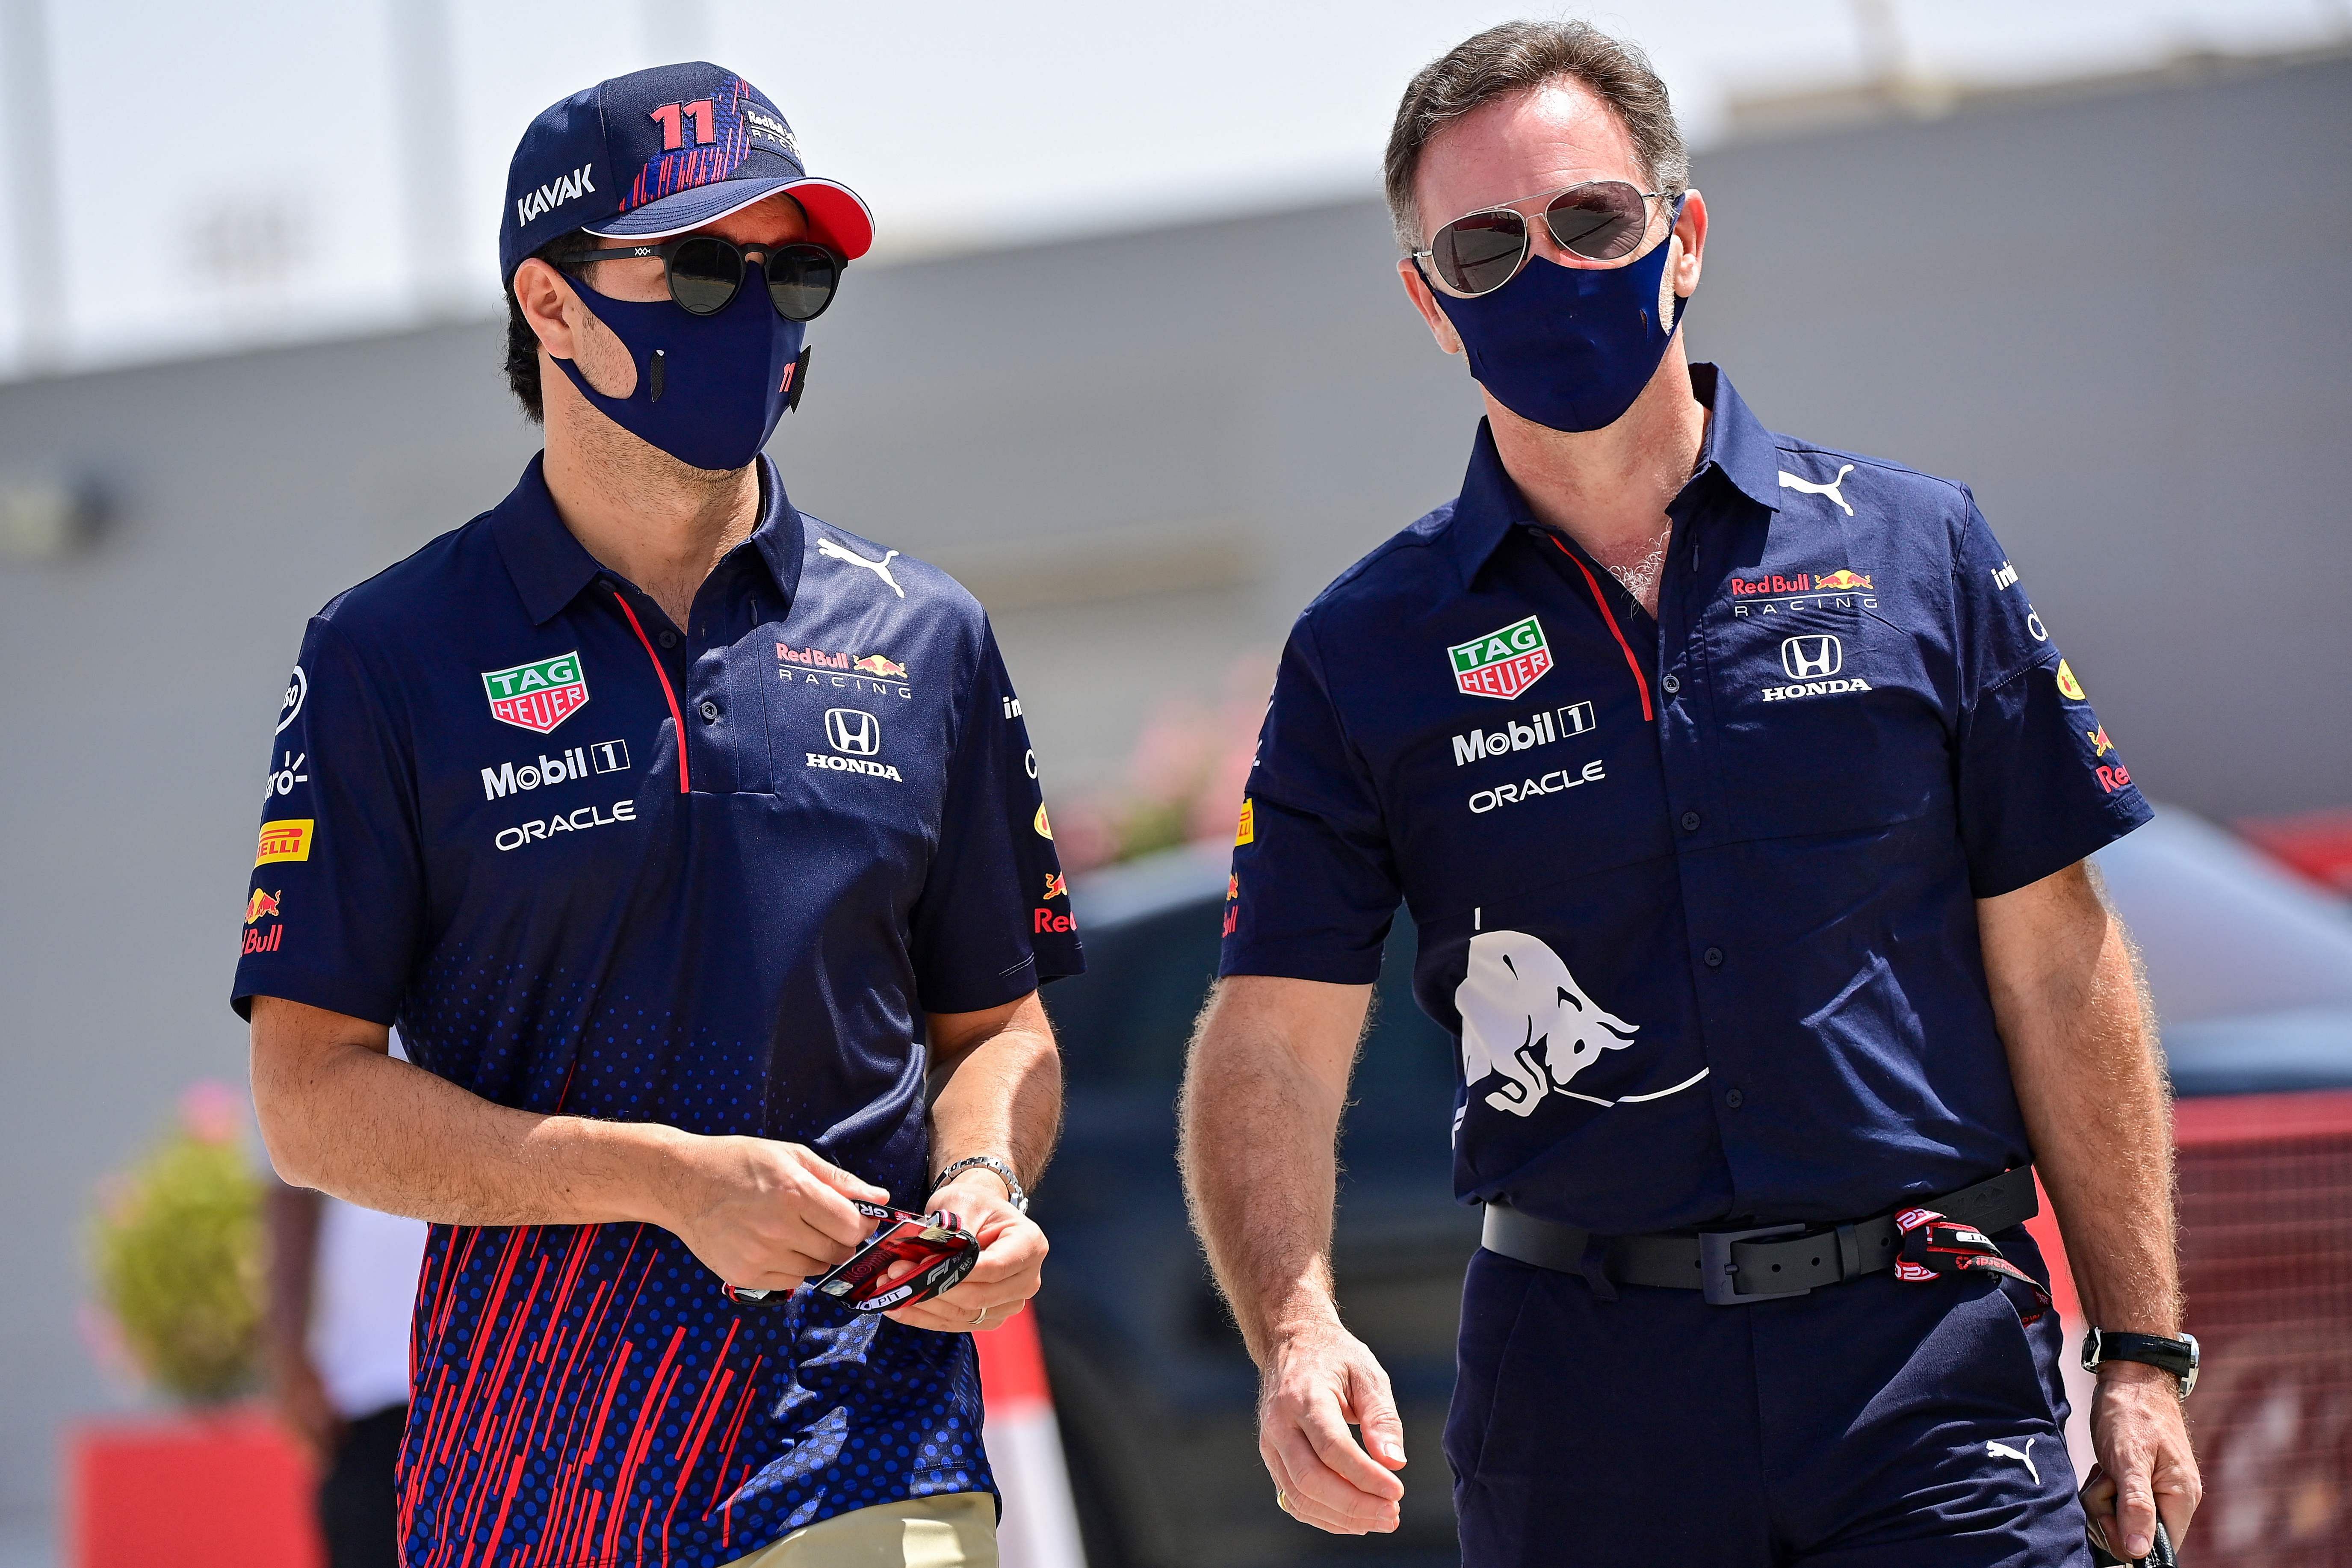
[256,818,313,868]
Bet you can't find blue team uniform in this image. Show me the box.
[1220,366,2147,1565]
[235,455,1081,1567]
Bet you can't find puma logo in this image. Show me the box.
[1778,463,1855,516]
[1986,1438,2039,1485]
[817,537,905,597]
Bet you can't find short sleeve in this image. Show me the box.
[232,617,426,1023]
[1219,615,1402,983]
[909,623,1083,1013]
[1950,496,2152,898]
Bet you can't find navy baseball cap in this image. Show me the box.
[500,61,873,286]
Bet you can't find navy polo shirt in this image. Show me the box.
[1221,365,2148,1235]
[233,454,1081,1565]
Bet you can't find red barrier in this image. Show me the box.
[2023,1093,2352,1564]
[2167,1091,2352,1565]
[68,1408,321,1568]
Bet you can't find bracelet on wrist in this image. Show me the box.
[931,1154,1028,1214]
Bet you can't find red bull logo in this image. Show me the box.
[1729,569,1874,597]
[853,654,908,679]
[777,642,850,670]
[242,888,285,954]
[2086,725,2113,756]
[1730,573,1815,596]
[1043,872,1068,902]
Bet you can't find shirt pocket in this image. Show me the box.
[1700,603,1951,843]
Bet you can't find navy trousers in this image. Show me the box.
[1445,1226,2092,1567]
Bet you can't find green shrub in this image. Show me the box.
[88,1083,263,1405]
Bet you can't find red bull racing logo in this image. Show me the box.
[777,643,913,696]
[1728,567,1877,617]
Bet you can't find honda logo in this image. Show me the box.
[1781,635,1843,680]
[824,708,881,756]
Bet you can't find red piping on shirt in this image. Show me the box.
[1548,535,1654,722]
[611,589,692,794]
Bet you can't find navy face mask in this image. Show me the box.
[552,269,806,472]
[1431,215,1688,434]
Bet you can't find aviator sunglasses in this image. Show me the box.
[1414,180,1678,298]
[571,235,842,322]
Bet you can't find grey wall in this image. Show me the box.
[1,49,2345,1532]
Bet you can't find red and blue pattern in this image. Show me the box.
[622,77,754,216]
[399,1223,988,1567]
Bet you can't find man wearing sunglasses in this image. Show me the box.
[1182,20,2198,1568]
[238,62,1080,1568]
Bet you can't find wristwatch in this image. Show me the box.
[934,1154,1029,1215]
[2080,1327,2199,1397]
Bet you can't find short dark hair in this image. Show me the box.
[502,229,602,423]
[1383,20,1689,252]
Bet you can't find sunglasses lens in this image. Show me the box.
[1545,182,1651,261]
[764,245,840,322]
[668,237,742,314]
[1431,210,1529,296]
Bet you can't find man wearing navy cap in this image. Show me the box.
[1182,21,2200,1568]
[240,62,1078,1567]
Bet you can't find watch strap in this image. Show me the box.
[2082,1327,2199,1397]
[934,1154,1028,1214]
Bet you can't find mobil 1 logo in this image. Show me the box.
[1450,701,1596,767]
[482,739,630,800]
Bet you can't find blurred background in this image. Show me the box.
[3,1,2350,1565]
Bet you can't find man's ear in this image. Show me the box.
[1669,189,1707,299]
[512,258,582,363]
[1397,254,1465,357]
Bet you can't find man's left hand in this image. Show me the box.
[2079,1362,2201,1560]
[884,1169,1046,1333]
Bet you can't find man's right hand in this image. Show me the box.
[1258,1320,1408,1535]
[661,1135,889,1292]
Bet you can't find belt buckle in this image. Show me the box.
[1699,1223,1811,1306]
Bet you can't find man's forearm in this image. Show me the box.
[1178,977,1367,1362]
[252,1006,689,1229]
[925,995,1062,1191]
[1981,866,2180,1334]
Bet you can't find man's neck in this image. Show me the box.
[1485,349,1709,614]
[540,385,764,632]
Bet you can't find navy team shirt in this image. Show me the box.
[234,454,1081,1567]
[1222,365,2148,1235]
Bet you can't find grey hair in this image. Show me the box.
[1383,19,1690,252]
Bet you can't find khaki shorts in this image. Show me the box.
[721,1492,998,1568]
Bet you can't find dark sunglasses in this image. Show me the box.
[1413,181,1676,299]
[571,235,842,322]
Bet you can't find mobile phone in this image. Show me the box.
[724,1201,979,1313]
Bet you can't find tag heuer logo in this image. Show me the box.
[1448,616,1554,701]
[482,652,589,735]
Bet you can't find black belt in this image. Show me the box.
[1480,1166,2039,1305]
